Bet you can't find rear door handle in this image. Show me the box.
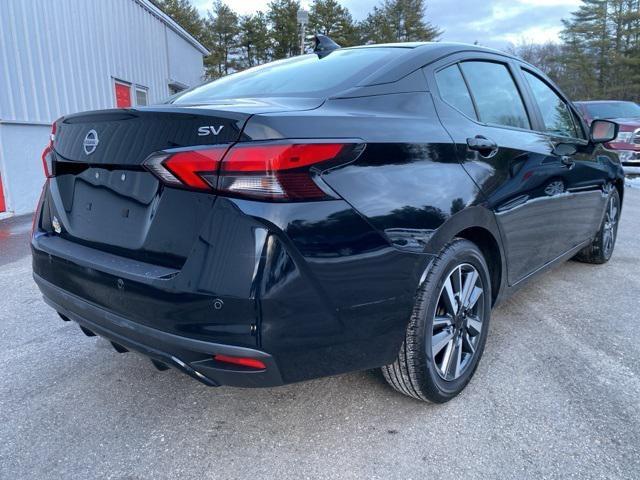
[467,135,498,157]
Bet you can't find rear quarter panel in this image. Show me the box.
[244,91,493,256]
[240,91,500,380]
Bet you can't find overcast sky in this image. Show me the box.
[193,0,582,48]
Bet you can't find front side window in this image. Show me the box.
[435,64,477,120]
[460,61,530,130]
[523,71,578,139]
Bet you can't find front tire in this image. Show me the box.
[574,189,620,264]
[382,239,492,403]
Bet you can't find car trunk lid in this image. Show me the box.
[48,107,246,268]
[45,100,321,268]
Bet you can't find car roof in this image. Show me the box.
[574,100,635,105]
[348,41,514,56]
[349,42,525,86]
[347,42,430,49]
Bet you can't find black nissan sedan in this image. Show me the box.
[33,41,624,402]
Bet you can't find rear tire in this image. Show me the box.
[382,239,491,403]
[574,189,620,264]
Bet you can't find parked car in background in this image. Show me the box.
[33,41,624,403]
[575,100,640,167]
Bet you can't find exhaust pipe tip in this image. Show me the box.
[58,313,71,322]
[79,325,96,337]
[110,341,129,353]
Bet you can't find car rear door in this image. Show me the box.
[425,53,582,285]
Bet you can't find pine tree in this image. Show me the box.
[562,0,611,96]
[360,0,441,44]
[612,0,640,100]
[268,0,301,59]
[155,0,206,43]
[205,0,240,78]
[239,13,271,68]
[308,0,359,47]
[560,0,640,100]
[156,0,447,77]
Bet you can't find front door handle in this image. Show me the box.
[467,135,498,158]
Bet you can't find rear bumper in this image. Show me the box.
[32,187,426,386]
[33,273,284,388]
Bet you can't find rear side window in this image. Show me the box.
[172,48,400,103]
[522,70,580,139]
[460,61,530,130]
[435,65,477,119]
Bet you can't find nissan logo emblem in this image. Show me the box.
[83,129,99,155]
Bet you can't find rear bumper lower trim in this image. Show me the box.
[33,273,284,388]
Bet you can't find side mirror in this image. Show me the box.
[590,119,619,144]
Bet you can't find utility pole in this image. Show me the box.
[297,9,309,55]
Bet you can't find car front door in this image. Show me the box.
[426,54,586,285]
[518,68,609,249]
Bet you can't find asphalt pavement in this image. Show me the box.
[1,189,639,480]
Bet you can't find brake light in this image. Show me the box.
[213,354,266,370]
[41,122,57,178]
[144,142,356,201]
[144,148,227,190]
[220,144,344,171]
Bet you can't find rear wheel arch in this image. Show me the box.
[456,226,502,306]
[425,207,505,305]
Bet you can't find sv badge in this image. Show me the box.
[198,125,224,136]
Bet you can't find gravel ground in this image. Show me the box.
[1,190,639,480]
[626,176,640,189]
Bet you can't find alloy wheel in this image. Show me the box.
[431,263,485,381]
[603,194,619,256]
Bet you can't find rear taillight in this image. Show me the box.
[218,143,345,200]
[41,121,57,178]
[144,148,227,191]
[144,142,359,201]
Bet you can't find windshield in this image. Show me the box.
[582,101,640,119]
[171,48,401,104]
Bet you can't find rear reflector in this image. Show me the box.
[41,121,57,178]
[41,145,53,178]
[144,142,358,201]
[213,354,266,370]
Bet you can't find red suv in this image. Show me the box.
[575,101,640,168]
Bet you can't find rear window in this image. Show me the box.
[171,48,401,103]
[460,61,530,130]
[435,64,477,119]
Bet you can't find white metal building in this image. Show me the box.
[0,0,209,216]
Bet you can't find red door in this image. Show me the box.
[115,82,132,108]
[0,172,6,213]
